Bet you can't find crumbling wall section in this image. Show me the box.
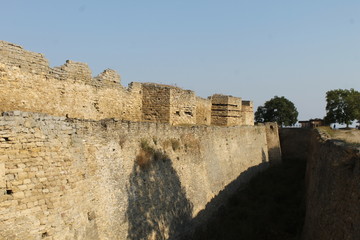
[0,40,254,126]
[52,60,92,82]
[0,40,143,121]
[0,41,50,75]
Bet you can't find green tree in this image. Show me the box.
[324,88,360,127]
[255,96,298,126]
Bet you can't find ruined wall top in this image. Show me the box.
[0,40,49,74]
[0,40,120,85]
[0,40,254,126]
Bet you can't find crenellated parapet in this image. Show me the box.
[0,40,254,126]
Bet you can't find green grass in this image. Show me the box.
[192,158,306,240]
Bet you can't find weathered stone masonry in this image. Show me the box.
[0,111,280,240]
[0,41,281,239]
[302,130,360,240]
[0,40,253,126]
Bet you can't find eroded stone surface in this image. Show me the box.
[0,111,278,240]
[0,40,254,126]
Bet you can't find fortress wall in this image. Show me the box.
[264,122,282,164]
[169,88,196,125]
[0,111,274,240]
[0,62,143,121]
[302,130,360,240]
[52,60,92,82]
[211,95,242,126]
[141,83,171,123]
[195,97,212,125]
[0,41,50,75]
[0,112,98,240]
[0,40,255,126]
[279,128,312,160]
[241,101,254,125]
[0,40,143,122]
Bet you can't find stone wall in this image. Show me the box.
[279,128,312,160]
[303,129,360,240]
[169,87,196,125]
[210,94,242,126]
[0,111,276,240]
[195,97,212,126]
[0,61,143,121]
[0,41,49,75]
[0,40,255,126]
[141,83,171,123]
[264,123,282,164]
[241,101,254,125]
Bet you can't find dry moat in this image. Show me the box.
[1,41,359,240]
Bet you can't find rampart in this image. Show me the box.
[0,111,280,239]
[0,41,281,239]
[302,129,360,240]
[0,40,253,126]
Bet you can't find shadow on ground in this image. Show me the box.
[190,158,306,240]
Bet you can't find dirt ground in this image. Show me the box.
[318,127,360,144]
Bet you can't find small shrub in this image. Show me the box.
[136,148,152,169]
[140,139,155,154]
[136,139,168,168]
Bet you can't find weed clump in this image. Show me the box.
[136,139,168,169]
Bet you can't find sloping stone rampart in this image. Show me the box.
[0,111,276,240]
[302,129,360,240]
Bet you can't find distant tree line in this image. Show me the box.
[255,89,360,129]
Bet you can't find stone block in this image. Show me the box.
[13,191,25,199]
[23,179,31,184]
[17,172,28,180]
[18,185,27,191]
[0,162,5,188]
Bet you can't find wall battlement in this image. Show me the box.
[0,40,253,126]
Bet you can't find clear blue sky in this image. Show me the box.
[1,0,360,121]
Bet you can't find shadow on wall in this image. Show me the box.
[126,148,193,240]
[262,149,267,163]
[279,128,312,160]
[187,161,270,238]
